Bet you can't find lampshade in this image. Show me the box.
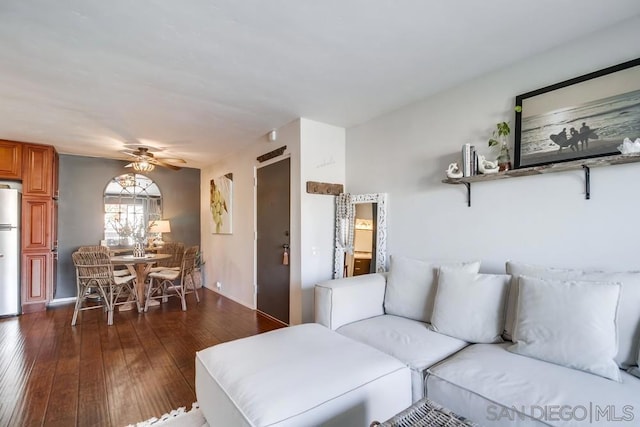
[148,220,171,233]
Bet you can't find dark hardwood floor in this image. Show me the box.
[0,289,285,427]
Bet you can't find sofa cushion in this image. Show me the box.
[509,276,621,382]
[504,262,585,340]
[315,273,387,330]
[505,261,640,369]
[337,314,468,401]
[196,323,412,426]
[384,255,480,323]
[430,270,510,343]
[427,343,640,427]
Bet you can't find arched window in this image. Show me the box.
[103,173,162,246]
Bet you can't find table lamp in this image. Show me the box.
[148,220,171,247]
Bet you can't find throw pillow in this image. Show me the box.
[505,261,640,368]
[430,269,510,343]
[508,275,621,382]
[504,262,579,340]
[383,255,480,323]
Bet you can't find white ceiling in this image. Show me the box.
[1,1,639,168]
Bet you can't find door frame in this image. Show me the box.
[253,154,292,312]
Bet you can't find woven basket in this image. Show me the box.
[371,398,478,427]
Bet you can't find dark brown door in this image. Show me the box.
[256,158,290,323]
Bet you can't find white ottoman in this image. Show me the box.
[196,323,412,427]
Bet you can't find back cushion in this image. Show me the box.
[504,262,578,340]
[430,270,510,343]
[384,255,480,323]
[505,261,640,368]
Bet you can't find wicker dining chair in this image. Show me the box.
[77,245,108,253]
[149,242,185,273]
[71,251,138,325]
[77,245,129,276]
[145,245,200,311]
[71,250,107,326]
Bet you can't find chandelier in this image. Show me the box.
[132,160,155,172]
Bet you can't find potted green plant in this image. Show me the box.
[487,106,521,171]
[193,250,206,288]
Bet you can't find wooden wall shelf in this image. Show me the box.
[442,153,640,206]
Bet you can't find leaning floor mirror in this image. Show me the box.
[334,193,387,279]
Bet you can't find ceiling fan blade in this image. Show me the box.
[156,157,187,164]
[151,158,182,170]
[117,146,183,171]
[120,150,142,158]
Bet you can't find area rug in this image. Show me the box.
[126,402,209,427]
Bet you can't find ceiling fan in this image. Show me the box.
[121,147,186,171]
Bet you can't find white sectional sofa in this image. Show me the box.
[195,323,412,426]
[314,257,640,426]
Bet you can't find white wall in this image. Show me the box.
[201,118,345,324]
[200,120,301,308]
[346,18,640,273]
[299,119,346,323]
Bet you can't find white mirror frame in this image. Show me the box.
[333,193,387,279]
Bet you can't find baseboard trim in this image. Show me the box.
[256,309,289,327]
[22,302,47,313]
[49,297,77,306]
[204,285,255,310]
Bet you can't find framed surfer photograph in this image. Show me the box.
[514,57,640,169]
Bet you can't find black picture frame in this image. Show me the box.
[514,57,640,169]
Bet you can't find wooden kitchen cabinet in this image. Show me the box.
[21,194,55,312]
[21,195,55,312]
[1,140,58,313]
[22,197,52,252]
[0,140,22,179]
[22,144,54,197]
[22,143,57,311]
[22,253,51,309]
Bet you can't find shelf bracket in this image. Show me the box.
[582,165,590,200]
[463,182,471,207]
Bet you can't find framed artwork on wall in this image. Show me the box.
[514,57,640,168]
[210,173,233,234]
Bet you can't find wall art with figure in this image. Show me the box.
[515,58,640,168]
[210,173,233,234]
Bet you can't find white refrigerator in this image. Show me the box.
[0,188,21,316]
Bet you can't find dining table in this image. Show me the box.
[110,253,172,312]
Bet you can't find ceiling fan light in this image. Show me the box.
[132,161,155,172]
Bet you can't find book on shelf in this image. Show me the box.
[461,143,477,177]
